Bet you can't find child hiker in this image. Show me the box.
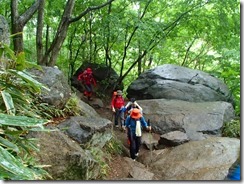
[125,108,151,161]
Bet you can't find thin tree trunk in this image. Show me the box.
[41,0,114,66]
[41,0,75,66]
[11,0,40,53]
[36,0,45,64]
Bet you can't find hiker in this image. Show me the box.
[226,163,240,180]
[111,90,117,102]
[225,155,240,180]
[125,108,151,161]
[77,67,96,101]
[111,90,126,128]
[125,98,143,115]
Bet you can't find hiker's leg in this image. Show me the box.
[129,134,136,160]
[87,92,92,100]
[83,90,88,96]
[135,136,141,155]
[119,111,125,127]
[84,85,90,97]
[114,109,120,126]
[85,85,92,99]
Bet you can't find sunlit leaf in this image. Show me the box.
[0,146,40,180]
[8,69,50,92]
[0,136,19,153]
[1,90,16,115]
[0,113,47,127]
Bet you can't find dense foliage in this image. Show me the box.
[1,0,239,115]
[0,44,50,180]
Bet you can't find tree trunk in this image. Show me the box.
[11,0,40,54]
[40,0,115,66]
[41,0,75,66]
[36,0,45,64]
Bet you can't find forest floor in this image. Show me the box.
[95,106,130,180]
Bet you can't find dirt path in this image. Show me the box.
[95,103,155,180]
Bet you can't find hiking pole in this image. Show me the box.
[148,119,153,163]
[111,111,115,133]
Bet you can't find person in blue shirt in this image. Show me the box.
[227,164,240,180]
[125,108,151,161]
[226,158,240,180]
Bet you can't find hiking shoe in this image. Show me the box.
[133,159,136,161]
[135,153,139,157]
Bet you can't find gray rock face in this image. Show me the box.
[141,132,159,150]
[29,66,71,108]
[150,137,240,180]
[138,99,235,141]
[127,64,234,105]
[123,157,155,180]
[0,15,10,69]
[0,15,10,45]
[58,116,112,144]
[158,131,189,147]
[29,127,99,180]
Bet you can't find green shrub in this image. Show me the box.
[222,119,240,138]
[0,43,51,180]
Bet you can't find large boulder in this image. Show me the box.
[57,115,112,144]
[127,64,234,105]
[138,99,235,141]
[29,127,99,180]
[0,15,10,69]
[29,66,72,108]
[148,137,240,180]
[71,62,123,94]
[0,15,10,45]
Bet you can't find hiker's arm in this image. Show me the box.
[125,116,130,127]
[92,77,96,86]
[141,117,151,131]
[125,102,131,109]
[134,101,143,111]
[111,99,115,112]
[77,73,83,80]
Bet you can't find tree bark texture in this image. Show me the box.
[11,0,40,53]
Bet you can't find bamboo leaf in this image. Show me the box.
[0,113,47,127]
[2,44,16,61]
[8,69,50,92]
[0,146,37,180]
[1,90,16,115]
[0,136,19,153]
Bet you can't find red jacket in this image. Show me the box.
[78,71,96,86]
[111,95,125,109]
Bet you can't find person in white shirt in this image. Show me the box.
[125,98,143,114]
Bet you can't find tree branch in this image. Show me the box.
[19,0,41,25]
[69,0,115,23]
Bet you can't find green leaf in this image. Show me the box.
[2,44,16,61]
[1,90,16,115]
[0,136,19,153]
[8,69,50,92]
[0,146,38,180]
[0,113,47,127]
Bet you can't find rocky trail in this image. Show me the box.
[95,102,160,180]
